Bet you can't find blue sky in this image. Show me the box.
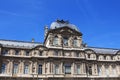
[0,0,120,48]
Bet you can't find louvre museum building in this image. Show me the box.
[0,20,120,80]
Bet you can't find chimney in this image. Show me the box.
[44,25,48,39]
[32,38,35,42]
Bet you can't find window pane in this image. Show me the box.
[64,64,71,74]
[15,50,19,55]
[2,50,8,56]
[13,64,18,74]
[1,63,6,74]
[77,65,80,74]
[98,66,102,75]
[73,39,77,47]
[54,51,58,56]
[63,37,68,46]
[24,64,29,74]
[53,36,58,45]
[54,64,59,74]
[26,51,29,56]
[38,64,42,74]
[105,66,109,75]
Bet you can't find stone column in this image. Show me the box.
[79,37,82,47]
[102,64,105,75]
[19,60,22,74]
[72,63,75,74]
[32,61,37,74]
[116,64,120,75]
[82,63,86,74]
[47,61,50,74]
[21,60,24,74]
[49,34,53,46]
[50,61,53,74]
[61,62,63,74]
[8,60,13,75]
[29,61,33,74]
[94,64,98,75]
[109,65,112,75]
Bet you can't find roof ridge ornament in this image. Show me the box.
[56,19,69,24]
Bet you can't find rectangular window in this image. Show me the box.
[13,64,18,74]
[105,66,109,76]
[2,50,8,56]
[38,64,42,74]
[53,36,58,45]
[54,51,58,56]
[77,65,80,74]
[1,63,6,74]
[76,53,79,57]
[64,64,71,74]
[24,64,29,74]
[73,39,77,47]
[26,51,29,56]
[54,64,59,74]
[15,50,19,55]
[98,66,102,76]
[88,66,92,75]
[63,37,68,46]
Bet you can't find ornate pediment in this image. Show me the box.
[84,49,96,54]
[48,26,82,36]
[32,45,47,51]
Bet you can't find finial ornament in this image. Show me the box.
[56,19,69,24]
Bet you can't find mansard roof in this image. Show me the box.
[84,46,119,54]
[0,39,41,49]
[0,39,119,55]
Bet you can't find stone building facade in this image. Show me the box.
[0,20,120,80]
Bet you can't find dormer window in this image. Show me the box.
[88,54,90,58]
[39,51,43,56]
[73,37,77,47]
[76,52,79,57]
[53,36,58,45]
[54,50,59,56]
[2,49,8,56]
[15,50,19,55]
[63,37,68,46]
[26,51,29,56]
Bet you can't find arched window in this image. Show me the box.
[73,37,77,47]
[53,36,58,45]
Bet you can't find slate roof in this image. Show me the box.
[0,39,119,54]
[84,47,119,54]
[0,39,41,49]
